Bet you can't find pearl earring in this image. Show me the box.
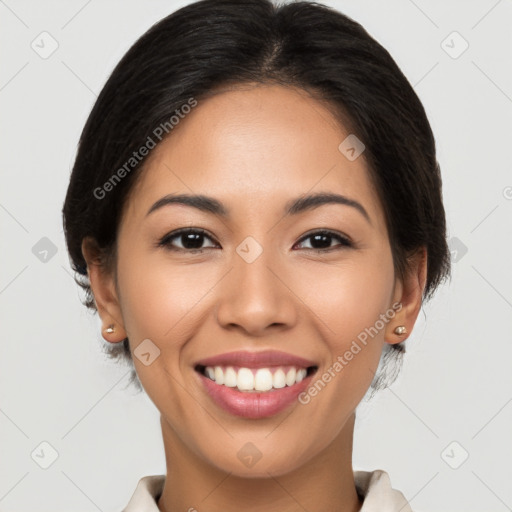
[394,326,407,335]
[104,324,115,334]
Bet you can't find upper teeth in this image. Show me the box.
[204,366,308,392]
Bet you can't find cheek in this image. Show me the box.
[293,248,395,392]
[114,248,221,414]
[115,247,223,345]
[294,249,395,340]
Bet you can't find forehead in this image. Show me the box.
[123,84,385,230]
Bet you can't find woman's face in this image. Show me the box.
[102,84,406,476]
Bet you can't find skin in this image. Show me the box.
[82,84,426,512]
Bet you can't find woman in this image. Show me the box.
[62,0,451,510]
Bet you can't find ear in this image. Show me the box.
[385,246,427,344]
[81,237,127,343]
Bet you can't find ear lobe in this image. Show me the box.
[81,237,127,342]
[385,246,427,344]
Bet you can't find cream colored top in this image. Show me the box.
[121,469,413,511]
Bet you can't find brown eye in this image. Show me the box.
[294,230,352,251]
[157,228,219,252]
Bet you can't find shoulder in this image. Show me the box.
[121,475,165,512]
[354,469,414,512]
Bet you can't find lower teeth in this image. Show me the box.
[237,388,278,393]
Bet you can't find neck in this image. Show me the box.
[157,413,363,512]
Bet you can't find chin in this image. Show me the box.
[203,443,307,479]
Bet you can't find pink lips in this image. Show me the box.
[194,349,317,369]
[194,350,318,419]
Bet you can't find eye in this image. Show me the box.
[156,228,352,254]
[157,228,219,253]
[293,230,353,252]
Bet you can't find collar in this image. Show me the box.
[122,469,413,511]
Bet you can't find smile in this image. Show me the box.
[193,350,319,418]
[198,364,316,392]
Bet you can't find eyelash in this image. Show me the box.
[156,228,353,254]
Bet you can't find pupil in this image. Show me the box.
[179,233,333,250]
[311,234,330,248]
[183,233,203,249]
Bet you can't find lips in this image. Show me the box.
[194,350,319,418]
[194,349,318,369]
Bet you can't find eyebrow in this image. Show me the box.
[146,192,371,224]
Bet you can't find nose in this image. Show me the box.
[215,246,298,336]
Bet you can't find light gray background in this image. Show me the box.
[1,1,511,511]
